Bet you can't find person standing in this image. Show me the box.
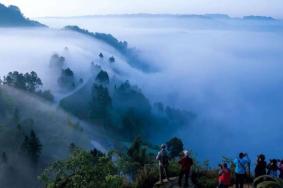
[178,150,193,187]
[279,160,283,179]
[218,163,231,188]
[156,144,170,183]
[255,154,267,177]
[267,159,279,178]
[234,152,251,188]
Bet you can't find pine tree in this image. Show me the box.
[28,130,42,163]
[21,130,42,163]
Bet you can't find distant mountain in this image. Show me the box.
[243,15,276,21]
[0,3,45,27]
[60,13,277,21]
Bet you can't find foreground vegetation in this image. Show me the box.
[39,137,221,188]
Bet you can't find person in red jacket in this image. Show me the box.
[178,150,193,187]
[218,163,231,188]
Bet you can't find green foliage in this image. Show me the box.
[90,84,112,121]
[2,71,54,102]
[58,68,76,90]
[166,137,184,159]
[127,138,148,166]
[39,149,120,188]
[134,165,159,188]
[36,90,54,102]
[3,71,42,92]
[196,175,218,188]
[167,160,180,177]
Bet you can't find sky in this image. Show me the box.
[1,0,283,18]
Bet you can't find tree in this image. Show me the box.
[109,56,115,63]
[127,137,147,166]
[3,71,42,92]
[39,149,121,188]
[166,137,184,159]
[96,70,109,84]
[99,53,104,58]
[3,71,26,90]
[36,90,54,102]
[21,130,42,163]
[24,71,42,92]
[90,84,112,121]
[49,53,65,70]
[58,68,76,89]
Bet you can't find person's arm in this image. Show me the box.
[156,152,160,160]
[245,154,251,164]
[219,169,224,176]
[233,159,237,166]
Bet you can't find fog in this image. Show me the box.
[36,16,283,164]
[0,27,143,99]
[1,16,283,165]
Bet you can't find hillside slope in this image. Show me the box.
[0,3,45,27]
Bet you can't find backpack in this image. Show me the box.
[160,150,169,166]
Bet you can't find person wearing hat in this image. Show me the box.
[178,150,193,187]
[156,144,170,183]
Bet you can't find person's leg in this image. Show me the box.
[164,166,170,181]
[178,170,184,186]
[159,166,163,182]
[235,173,239,188]
[184,170,189,186]
[239,174,244,188]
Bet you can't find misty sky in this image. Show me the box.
[2,0,283,18]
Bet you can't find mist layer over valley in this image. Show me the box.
[37,16,283,163]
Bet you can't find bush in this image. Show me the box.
[193,170,218,188]
[134,165,159,188]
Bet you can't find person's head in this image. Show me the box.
[271,159,278,165]
[258,154,265,162]
[183,150,189,157]
[223,163,228,168]
[239,152,245,159]
[161,144,166,150]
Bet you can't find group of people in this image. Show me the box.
[156,144,193,187]
[255,154,283,179]
[156,145,283,188]
[218,153,283,188]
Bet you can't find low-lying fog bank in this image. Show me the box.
[36,16,283,164]
[0,15,283,163]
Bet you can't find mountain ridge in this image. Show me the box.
[0,3,45,27]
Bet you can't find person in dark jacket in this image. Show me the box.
[279,160,283,179]
[178,150,193,187]
[267,159,279,178]
[255,154,267,177]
